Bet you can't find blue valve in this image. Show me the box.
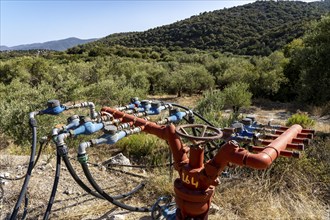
[230,122,255,139]
[151,196,176,220]
[145,101,166,115]
[41,100,66,115]
[167,108,187,123]
[70,120,104,136]
[93,128,127,145]
[241,117,261,132]
[127,97,141,109]
[63,115,80,131]
[78,125,130,155]
[139,100,151,112]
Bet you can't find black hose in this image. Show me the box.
[10,119,37,220]
[21,193,28,220]
[63,155,145,200]
[62,155,104,199]
[81,162,151,212]
[43,154,61,220]
[170,103,215,127]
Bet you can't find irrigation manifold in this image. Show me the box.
[3,97,315,220]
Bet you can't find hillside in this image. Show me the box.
[0,37,97,51]
[86,1,329,56]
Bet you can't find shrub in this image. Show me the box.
[222,82,252,113]
[114,133,169,166]
[195,90,224,115]
[286,113,315,128]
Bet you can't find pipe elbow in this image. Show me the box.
[56,133,69,146]
[52,128,61,136]
[78,141,91,155]
[245,152,273,169]
[29,111,40,119]
[88,102,98,119]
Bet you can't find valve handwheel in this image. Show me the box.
[175,124,223,144]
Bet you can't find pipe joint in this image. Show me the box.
[78,141,92,155]
[57,144,68,156]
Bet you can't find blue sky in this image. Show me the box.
[0,0,314,47]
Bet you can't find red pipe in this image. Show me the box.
[209,124,303,171]
[101,107,189,169]
[244,124,302,169]
[277,126,315,135]
[273,130,313,139]
[259,140,304,150]
[250,146,300,158]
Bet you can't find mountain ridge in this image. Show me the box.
[0,37,98,51]
[82,1,330,56]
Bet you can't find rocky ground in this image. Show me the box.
[1,96,329,220]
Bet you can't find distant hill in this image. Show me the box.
[0,37,98,51]
[85,1,329,56]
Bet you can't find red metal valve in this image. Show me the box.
[100,106,314,220]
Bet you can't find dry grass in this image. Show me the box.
[210,176,328,220]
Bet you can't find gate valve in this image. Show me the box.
[173,124,223,219]
[103,124,118,134]
[94,125,127,145]
[40,99,67,115]
[176,124,223,145]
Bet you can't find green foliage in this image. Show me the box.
[250,51,288,97]
[222,82,252,113]
[0,80,58,145]
[286,113,315,128]
[195,90,224,115]
[115,133,169,165]
[81,1,329,56]
[165,63,214,96]
[283,15,330,105]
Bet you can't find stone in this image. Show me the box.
[110,214,125,220]
[63,189,74,195]
[209,203,221,215]
[103,153,132,171]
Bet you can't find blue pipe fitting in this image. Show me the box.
[146,101,166,115]
[78,129,127,155]
[151,197,176,220]
[128,97,141,109]
[70,122,104,136]
[140,100,151,112]
[167,108,187,123]
[41,100,66,115]
[96,131,127,145]
[63,115,80,131]
[230,122,255,138]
